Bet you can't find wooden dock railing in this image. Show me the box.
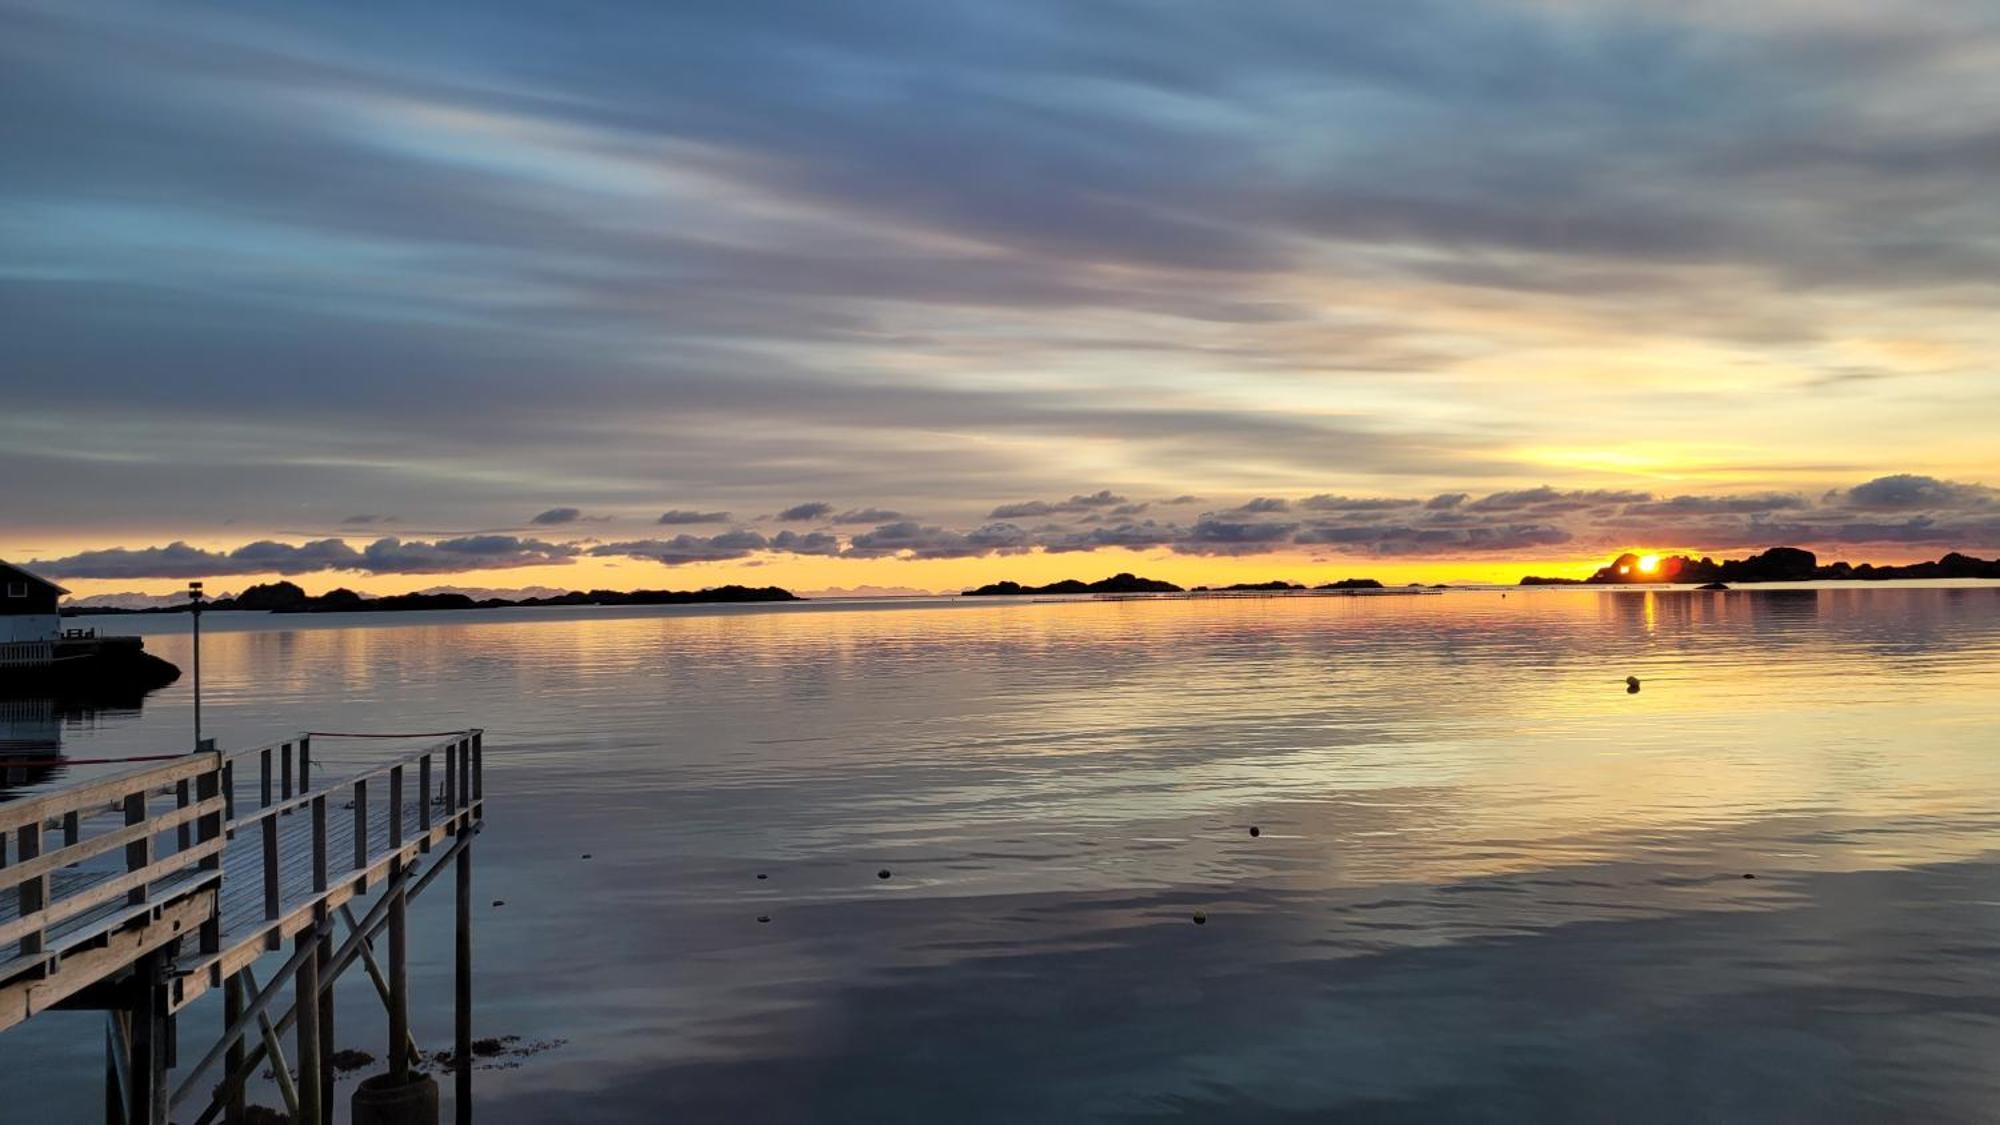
[0,729,485,1125]
[0,751,226,1028]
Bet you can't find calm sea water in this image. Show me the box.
[7,585,2000,1122]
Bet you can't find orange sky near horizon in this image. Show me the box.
[31,541,1959,603]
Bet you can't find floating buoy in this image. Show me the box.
[491,900,505,908]
[756,873,768,880]
[1248,826,1261,838]
[757,915,771,923]
[1191,911,1208,925]
[1626,676,1641,693]
[580,853,592,860]
[878,869,892,880]
[1742,873,1756,879]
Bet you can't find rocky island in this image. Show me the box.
[963,573,1184,596]
[66,581,803,615]
[1520,547,2000,586]
[963,573,1393,596]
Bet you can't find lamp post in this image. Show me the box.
[189,581,205,752]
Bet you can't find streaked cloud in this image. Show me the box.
[3,1,1997,584]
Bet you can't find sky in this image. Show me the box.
[4,0,1998,598]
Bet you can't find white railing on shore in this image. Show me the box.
[0,641,55,668]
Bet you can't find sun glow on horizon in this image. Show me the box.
[1637,554,1661,573]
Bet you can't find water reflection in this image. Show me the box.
[0,686,155,796]
[6,587,2000,1121]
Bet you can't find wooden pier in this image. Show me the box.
[0,731,485,1124]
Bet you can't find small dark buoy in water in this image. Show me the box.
[1626,676,1641,693]
[1743,873,1756,879]
[878,869,892,880]
[581,853,592,860]
[1248,826,1261,838]
[1192,911,1208,925]
[756,873,768,880]
[491,900,505,908]
[757,915,771,923]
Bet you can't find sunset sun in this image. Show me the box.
[1637,554,1661,574]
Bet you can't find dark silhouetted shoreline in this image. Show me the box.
[64,581,802,616]
[1521,548,2000,586]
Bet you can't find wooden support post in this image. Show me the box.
[281,741,294,804]
[319,934,335,1122]
[296,931,323,1125]
[312,795,329,895]
[391,764,405,850]
[389,859,410,1082]
[222,973,246,1125]
[455,843,472,1124]
[260,748,273,809]
[262,816,281,950]
[299,735,312,792]
[458,738,471,819]
[353,778,370,886]
[15,822,43,957]
[107,1012,132,1125]
[130,952,168,1125]
[124,790,150,907]
[63,809,80,847]
[443,742,457,835]
[177,778,192,851]
[311,784,334,1113]
[221,760,236,829]
[472,731,483,812]
[197,766,223,956]
[419,753,434,844]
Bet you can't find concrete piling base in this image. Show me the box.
[352,1072,439,1125]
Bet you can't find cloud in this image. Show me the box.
[989,491,1131,518]
[1831,474,1998,512]
[831,507,904,524]
[1042,520,1182,553]
[1425,493,1468,510]
[1300,495,1422,513]
[656,509,731,524]
[777,502,835,522]
[35,536,577,579]
[1466,487,1653,513]
[530,507,583,525]
[590,530,772,565]
[1235,497,1292,514]
[770,530,842,555]
[1620,493,1806,516]
[843,521,1032,559]
[1172,514,1301,556]
[32,472,2000,581]
[1293,522,1574,555]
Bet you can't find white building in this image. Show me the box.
[1,560,65,666]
